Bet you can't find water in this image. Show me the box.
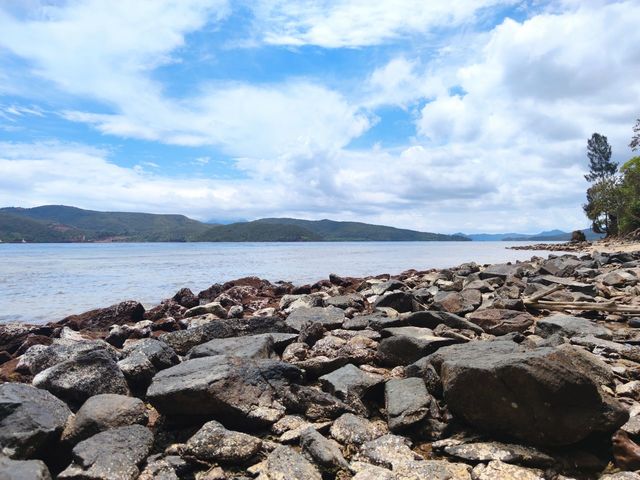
[0,242,561,324]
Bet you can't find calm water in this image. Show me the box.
[0,242,561,324]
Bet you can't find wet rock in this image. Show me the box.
[330,413,387,446]
[433,290,481,315]
[439,343,627,446]
[147,355,302,427]
[58,425,153,480]
[300,428,349,471]
[404,311,484,334]
[377,333,462,367]
[535,314,613,340]
[57,300,145,331]
[471,460,544,480]
[183,420,262,463]
[354,434,421,469]
[467,309,534,336]
[184,301,227,319]
[0,383,71,459]
[61,394,148,445]
[33,349,129,408]
[118,339,179,392]
[285,307,345,332]
[319,364,384,404]
[385,377,431,432]
[0,455,52,480]
[373,292,416,313]
[253,445,321,480]
[187,334,276,360]
[443,441,555,468]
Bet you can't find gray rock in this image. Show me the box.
[254,445,321,480]
[598,270,638,287]
[440,343,627,446]
[61,394,148,445]
[480,263,524,280]
[467,309,534,335]
[58,425,153,480]
[183,420,262,463]
[0,383,71,459]
[373,292,416,313]
[385,377,431,432]
[117,339,179,392]
[540,256,583,277]
[33,349,129,408]
[184,301,227,318]
[371,280,406,295]
[536,314,613,340]
[354,434,421,469]
[377,334,462,367]
[300,428,349,471]
[286,307,345,332]
[329,413,387,446]
[393,460,472,480]
[433,290,481,315]
[443,441,555,468]
[17,340,117,376]
[147,355,302,426]
[530,275,596,295]
[0,455,52,480]
[571,335,640,362]
[280,385,354,422]
[187,334,276,360]
[471,460,544,480]
[404,310,484,334]
[325,294,364,310]
[319,364,384,403]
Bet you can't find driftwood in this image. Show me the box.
[524,284,640,314]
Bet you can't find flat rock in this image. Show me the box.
[61,394,148,445]
[480,263,524,280]
[535,314,613,340]
[385,377,431,432]
[404,311,484,334]
[58,425,153,480]
[467,309,534,335]
[17,340,117,376]
[285,307,345,332]
[0,455,52,480]
[254,445,321,480]
[57,300,145,331]
[377,334,462,367]
[330,413,388,446]
[183,420,262,463]
[393,460,472,480]
[184,301,227,318]
[433,290,481,315]
[540,256,583,278]
[319,364,384,402]
[471,460,544,480]
[354,434,421,469]
[598,270,638,287]
[0,383,71,459]
[33,349,129,408]
[530,275,596,295]
[443,441,555,468]
[187,334,276,360]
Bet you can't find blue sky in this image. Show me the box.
[0,0,638,233]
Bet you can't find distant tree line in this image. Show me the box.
[583,119,640,237]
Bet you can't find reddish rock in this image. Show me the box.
[467,309,534,335]
[613,430,640,470]
[144,301,186,322]
[171,288,199,309]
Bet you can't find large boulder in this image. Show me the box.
[319,364,384,404]
[58,425,153,480]
[437,342,628,446]
[17,340,117,376]
[286,307,345,332]
[535,315,613,340]
[0,455,52,480]
[57,300,145,331]
[187,334,276,360]
[432,290,481,315]
[147,355,303,427]
[117,339,179,393]
[385,377,431,432]
[0,383,71,459]
[377,332,462,367]
[540,256,583,278]
[466,309,534,336]
[32,349,129,408]
[61,394,148,445]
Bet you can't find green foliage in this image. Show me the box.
[585,133,616,182]
[571,230,586,242]
[618,157,640,234]
[631,119,640,152]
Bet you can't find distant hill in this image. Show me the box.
[458,228,604,242]
[0,206,467,243]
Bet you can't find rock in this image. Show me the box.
[393,460,472,480]
[57,300,145,331]
[0,455,52,480]
[630,318,640,328]
[443,441,555,468]
[147,355,302,427]
[622,415,640,436]
[319,364,384,403]
[439,343,627,446]
[530,275,596,295]
[184,301,227,319]
[540,256,583,277]
[351,462,395,480]
[471,460,544,480]
[325,294,364,310]
[58,425,153,480]
[0,383,71,459]
[571,335,640,363]
[254,445,321,480]
[281,385,354,422]
[377,334,462,367]
[354,434,421,469]
[373,292,416,313]
[467,309,534,335]
[33,349,129,408]
[371,280,406,295]
[601,473,640,480]
[535,314,613,340]
[404,311,484,334]
[17,340,117,376]
[405,358,443,397]
[385,377,431,432]
[598,270,638,287]
[117,339,179,392]
[228,305,244,318]
[61,394,148,445]
[433,290,481,315]
[299,428,349,471]
[285,307,345,332]
[187,334,276,360]
[480,263,523,280]
[271,415,330,443]
[183,420,262,463]
[172,287,199,308]
[330,413,387,446]
[613,429,640,471]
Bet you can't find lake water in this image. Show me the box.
[0,242,563,324]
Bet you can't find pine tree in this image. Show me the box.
[583,133,619,236]
[585,133,616,182]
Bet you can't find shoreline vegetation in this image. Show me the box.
[2,243,640,478]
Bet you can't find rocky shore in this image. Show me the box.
[2,251,640,479]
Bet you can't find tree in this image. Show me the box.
[585,133,616,182]
[631,118,640,152]
[618,157,640,234]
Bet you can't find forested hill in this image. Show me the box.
[0,206,468,243]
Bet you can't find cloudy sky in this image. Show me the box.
[0,0,638,234]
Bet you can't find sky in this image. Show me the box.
[0,0,638,234]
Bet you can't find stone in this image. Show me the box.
[433,290,481,315]
[613,430,640,471]
[61,394,148,445]
[385,377,431,432]
[439,343,627,446]
[319,364,384,403]
[351,463,394,480]
[467,309,534,335]
[183,420,262,463]
[571,335,640,363]
[117,339,179,392]
[354,434,421,469]
[530,275,596,295]
[471,460,544,480]
[371,280,406,295]
[330,413,387,446]
[404,310,484,334]
[299,428,349,471]
[622,415,640,436]
[254,445,321,480]
[377,334,461,367]
[285,307,345,332]
[325,294,364,310]
[535,314,613,340]
[598,270,638,287]
[393,460,472,480]
[17,340,117,376]
[0,455,52,480]
[280,385,353,422]
[147,355,302,427]
[184,301,227,318]
[187,334,276,360]
[58,425,154,480]
[540,256,583,278]
[443,441,555,468]
[172,287,199,308]
[601,474,640,480]
[373,292,416,313]
[480,263,524,280]
[57,300,145,331]
[0,383,71,459]
[33,349,129,408]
